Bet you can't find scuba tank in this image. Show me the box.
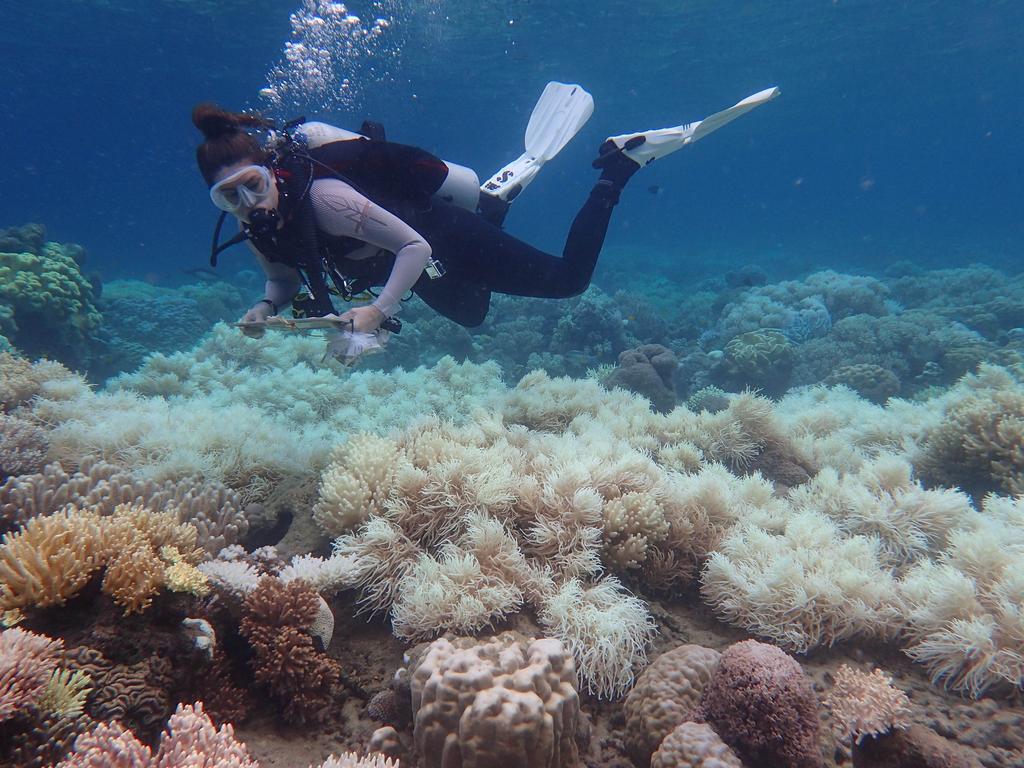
[295,121,481,212]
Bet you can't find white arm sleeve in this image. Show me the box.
[246,241,302,310]
[309,178,432,316]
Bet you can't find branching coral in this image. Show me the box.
[0,627,62,722]
[824,664,911,745]
[314,433,402,536]
[0,504,207,614]
[239,577,341,723]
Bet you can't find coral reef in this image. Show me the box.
[916,365,1024,497]
[0,231,102,368]
[700,511,902,652]
[899,495,1024,697]
[0,456,249,552]
[0,413,48,482]
[408,632,580,768]
[0,504,207,614]
[603,343,678,413]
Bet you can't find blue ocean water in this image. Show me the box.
[2,0,1021,284]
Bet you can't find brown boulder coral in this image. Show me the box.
[623,643,722,764]
[651,721,743,768]
[408,632,581,768]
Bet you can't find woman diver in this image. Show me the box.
[193,85,778,347]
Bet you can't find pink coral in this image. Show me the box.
[0,626,62,722]
[697,640,822,768]
[58,702,257,768]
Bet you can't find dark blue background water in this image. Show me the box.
[2,1,1021,287]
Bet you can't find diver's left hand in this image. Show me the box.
[339,304,386,333]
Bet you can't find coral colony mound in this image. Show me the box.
[2,223,1023,767]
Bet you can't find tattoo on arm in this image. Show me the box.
[321,193,389,236]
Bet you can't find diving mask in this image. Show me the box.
[209,165,276,213]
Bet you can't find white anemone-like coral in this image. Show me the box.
[899,494,1024,696]
[536,576,656,698]
[700,511,903,652]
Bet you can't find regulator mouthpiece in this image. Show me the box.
[248,208,281,237]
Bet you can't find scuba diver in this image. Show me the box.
[193,83,779,362]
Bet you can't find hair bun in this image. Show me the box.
[192,103,241,140]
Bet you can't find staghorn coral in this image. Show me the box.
[239,577,341,724]
[697,640,823,768]
[700,511,903,653]
[623,644,722,765]
[824,664,911,746]
[651,721,743,768]
[409,632,580,768]
[0,627,62,722]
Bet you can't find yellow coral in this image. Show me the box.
[162,547,211,597]
[0,508,105,610]
[37,668,92,718]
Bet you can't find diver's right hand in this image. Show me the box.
[239,301,274,338]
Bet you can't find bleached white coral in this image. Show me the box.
[537,576,656,698]
[313,433,403,536]
[391,549,521,640]
[899,494,1024,696]
[700,511,903,652]
[788,456,974,568]
[198,559,261,599]
[278,553,359,594]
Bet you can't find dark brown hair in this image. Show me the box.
[192,103,274,186]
